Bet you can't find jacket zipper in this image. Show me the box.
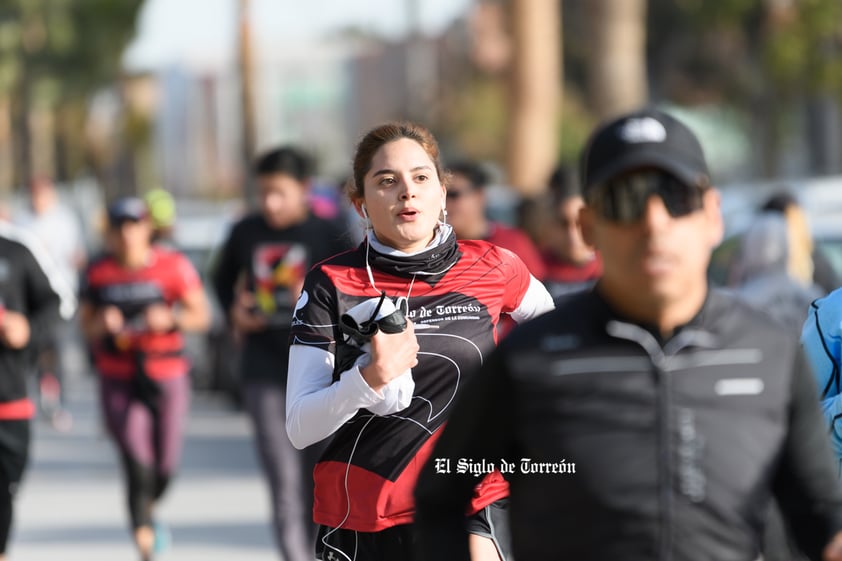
[607,321,674,561]
[655,359,673,561]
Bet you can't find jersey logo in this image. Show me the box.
[291,290,309,325]
[714,378,765,396]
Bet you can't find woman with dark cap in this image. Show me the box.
[80,197,211,561]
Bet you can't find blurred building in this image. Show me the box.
[112,19,471,201]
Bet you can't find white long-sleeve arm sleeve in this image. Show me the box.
[285,344,414,449]
[509,274,555,323]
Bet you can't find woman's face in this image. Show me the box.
[258,172,309,229]
[358,138,446,253]
[107,218,152,263]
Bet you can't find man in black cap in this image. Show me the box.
[413,108,842,561]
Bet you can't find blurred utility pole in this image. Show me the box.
[586,0,648,121]
[238,0,257,204]
[405,0,437,124]
[506,0,561,196]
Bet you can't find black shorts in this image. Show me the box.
[315,498,511,561]
[467,498,510,559]
[0,420,29,496]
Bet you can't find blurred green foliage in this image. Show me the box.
[0,0,143,99]
[0,0,143,184]
[660,0,842,102]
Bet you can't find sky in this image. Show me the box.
[124,0,474,71]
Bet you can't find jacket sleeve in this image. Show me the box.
[22,242,63,349]
[800,293,842,460]
[413,343,517,561]
[773,346,842,561]
[210,223,242,316]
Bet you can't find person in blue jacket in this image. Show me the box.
[802,287,842,477]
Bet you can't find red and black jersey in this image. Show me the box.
[290,237,533,531]
[83,247,202,381]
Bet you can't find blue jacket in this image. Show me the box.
[801,288,842,473]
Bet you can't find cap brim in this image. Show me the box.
[585,149,707,193]
[108,214,146,226]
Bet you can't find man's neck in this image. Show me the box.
[598,282,708,339]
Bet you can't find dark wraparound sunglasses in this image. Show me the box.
[446,190,473,200]
[587,170,707,224]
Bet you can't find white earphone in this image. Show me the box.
[361,204,368,219]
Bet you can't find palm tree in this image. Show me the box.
[585,0,648,121]
[505,0,561,196]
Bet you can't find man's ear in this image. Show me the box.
[704,188,724,249]
[580,205,596,247]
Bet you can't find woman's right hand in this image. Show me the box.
[360,319,419,393]
[230,290,267,334]
[101,306,125,335]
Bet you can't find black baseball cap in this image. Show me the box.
[580,108,709,194]
[107,197,149,226]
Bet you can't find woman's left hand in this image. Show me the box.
[144,303,177,333]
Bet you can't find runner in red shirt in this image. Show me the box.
[286,123,554,561]
[80,197,211,561]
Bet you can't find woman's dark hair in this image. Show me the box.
[447,160,490,191]
[760,191,799,213]
[349,122,443,201]
[548,165,582,204]
[253,146,314,182]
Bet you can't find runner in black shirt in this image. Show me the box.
[211,146,353,561]
[0,221,73,560]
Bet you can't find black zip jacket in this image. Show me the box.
[0,224,64,406]
[414,288,842,561]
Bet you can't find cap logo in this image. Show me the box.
[618,117,667,144]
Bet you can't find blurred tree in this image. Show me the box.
[505,0,561,196]
[648,0,842,177]
[585,0,648,121]
[0,0,143,192]
[437,0,563,196]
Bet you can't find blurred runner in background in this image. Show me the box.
[80,197,211,561]
[14,176,87,431]
[525,165,602,302]
[144,188,177,248]
[444,160,546,280]
[211,146,353,561]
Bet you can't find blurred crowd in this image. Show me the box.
[3,108,842,561]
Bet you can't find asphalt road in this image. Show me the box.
[9,374,279,561]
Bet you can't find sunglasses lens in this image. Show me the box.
[592,172,703,223]
[660,176,703,217]
[446,191,465,200]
